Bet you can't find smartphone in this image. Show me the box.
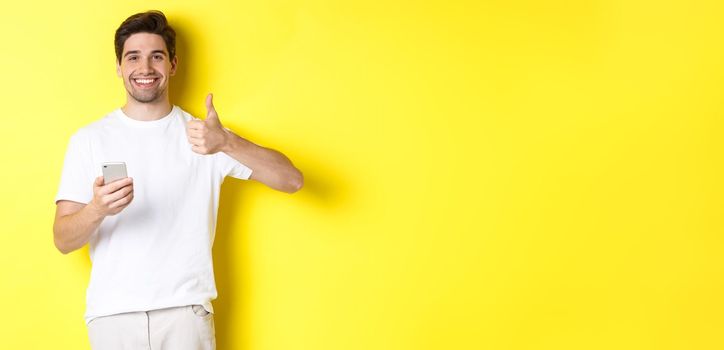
[102,162,128,184]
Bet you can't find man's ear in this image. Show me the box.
[116,60,121,77]
[170,56,178,76]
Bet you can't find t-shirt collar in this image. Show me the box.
[116,105,178,128]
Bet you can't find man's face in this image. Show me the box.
[116,32,177,104]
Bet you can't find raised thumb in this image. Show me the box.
[205,93,219,121]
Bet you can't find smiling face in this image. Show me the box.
[116,32,177,104]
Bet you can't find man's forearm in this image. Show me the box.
[54,205,105,254]
[221,128,303,193]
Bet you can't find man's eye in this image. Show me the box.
[153,55,163,60]
[128,56,137,61]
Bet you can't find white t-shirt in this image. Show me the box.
[54,105,252,325]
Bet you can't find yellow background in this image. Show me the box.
[1,0,723,349]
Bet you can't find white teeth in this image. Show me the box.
[134,78,155,84]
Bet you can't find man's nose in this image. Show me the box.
[139,58,153,73]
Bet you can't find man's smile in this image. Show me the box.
[132,77,159,88]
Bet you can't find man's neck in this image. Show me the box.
[121,99,173,121]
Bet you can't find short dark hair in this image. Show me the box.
[114,10,176,63]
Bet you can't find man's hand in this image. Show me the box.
[186,93,230,155]
[89,176,134,217]
[184,92,304,193]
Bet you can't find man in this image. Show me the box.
[53,10,303,350]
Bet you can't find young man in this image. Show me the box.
[53,10,303,350]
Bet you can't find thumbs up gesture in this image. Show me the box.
[186,93,230,155]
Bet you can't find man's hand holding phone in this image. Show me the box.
[89,176,134,217]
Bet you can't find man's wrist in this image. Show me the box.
[221,128,236,153]
[85,201,106,221]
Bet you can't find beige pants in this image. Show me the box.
[87,305,215,350]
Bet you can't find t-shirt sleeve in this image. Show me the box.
[217,151,253,180]
[54,131,95,204]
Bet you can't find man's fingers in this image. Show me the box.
[191,144,209,154]
[104,177,132,194]
[91,176,134,215]
[187,119,205,130]
[100,177,133,195]
[104,183,133,204]
[109,192,134,209]
[187,135,204,144]
[186,129,204,138]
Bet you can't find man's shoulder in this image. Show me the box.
[69,108,120,139]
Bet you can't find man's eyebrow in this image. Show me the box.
[123,50,167,57]
[123,50,140,58]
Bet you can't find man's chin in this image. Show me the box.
[129,91,162,104]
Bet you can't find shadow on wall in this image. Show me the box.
[168,17,195,107]
[213,154,347,349]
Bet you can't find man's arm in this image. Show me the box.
[221,130,303,193]
[186,93,304,193]
[54,200,104,254]
[53,176,134,254]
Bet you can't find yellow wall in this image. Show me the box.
[1,0,723,349]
